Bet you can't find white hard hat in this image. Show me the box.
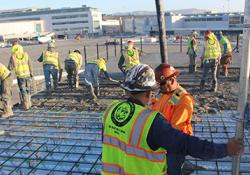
[48,42,55,48]
[121,64,158,92]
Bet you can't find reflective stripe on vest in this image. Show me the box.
[67,53,81,68]
[169,89,186,105]
[102,101,167,175]
[0,63,10,81]
[43,51,59,69]
[204,39,220,61]
[103,134,165,162]
[123,48,140,71]
[12,53,30,78]
[102,162,128,175]
[129,109,152,146]
[220,36,232,54]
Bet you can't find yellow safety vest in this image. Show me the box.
[12,52,30,78]
[0,63,10,81]
[66,53,81,69]
[102,101,167,175]
[88,59,107,71]
[204,38,221,62]
[43,51,59,70]
[220,36,232,54]
[122,47,140,71]
[187,37,197,51]
[11,44,24,55]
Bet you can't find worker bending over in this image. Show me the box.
[65,50,82,89]
[8,43,33,110]
[152,64,193,175]
[84,58,112,99]
[102,64,243,175]
[118,40,141,74]
[0,63,13,118]
[38,42,62,95]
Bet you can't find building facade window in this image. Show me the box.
[52,14,88,19]
[93,21,100,29]
[52,21,88,25]
[35,24,41,32]
[53,28,68,31]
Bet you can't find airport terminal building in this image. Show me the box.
[112,12,244,35]
[0,5,102,38]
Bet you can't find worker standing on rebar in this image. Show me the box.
[38,42,61,95]
[187,31,198,73]
[216,31,233,77]
[84,57,112,99]
[8,42,33,110]
[64,50,82,89]
[101,64,243,175]
[118,40,141,74]
[200,31,221,92]
[152,64,193,175]
[0,63,13,118]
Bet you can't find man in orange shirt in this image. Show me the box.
[152,63,193,175]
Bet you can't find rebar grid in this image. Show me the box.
[0,110,102,174]
[189,111,250,174]
[0,109,250,174]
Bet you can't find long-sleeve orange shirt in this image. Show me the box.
[152,86,193,135]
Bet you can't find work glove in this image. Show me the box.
[30,74,33,78]
[226,138,244,156]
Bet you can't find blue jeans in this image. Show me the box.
[43,64,58,89]
[84,63,100,89]
[167,154,185,175]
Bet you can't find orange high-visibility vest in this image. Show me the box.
[152,86,193,135]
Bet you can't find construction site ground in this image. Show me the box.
[0,38,250,174]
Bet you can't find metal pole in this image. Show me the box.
[84,45,87,64]
[120,38,123,53]
[155,0,168,63]
[180,36,183,53]
[96,43,99,58]
[140,37,143,52]
[106,41,109,60]
[232,0,250,173]
[236,34,239,53]
[114,39,117,57]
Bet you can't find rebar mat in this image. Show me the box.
[0,109,249,174]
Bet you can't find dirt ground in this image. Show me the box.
[30,66,243,118]
[0,37,243,115]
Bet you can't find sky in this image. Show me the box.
[0,0,245,14]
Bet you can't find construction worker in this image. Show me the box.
[102,64,243,175]
[65,50,82,89]
[187,31,198,73]
[200,31,221,92]
[118,40,140,74]
[38,42,61,94]
[8,43,33,110]
[11,40,23,55]
[152,64,193,175]
[84,57,112,99]
[216,31,233,77]
[0,63,13,118]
